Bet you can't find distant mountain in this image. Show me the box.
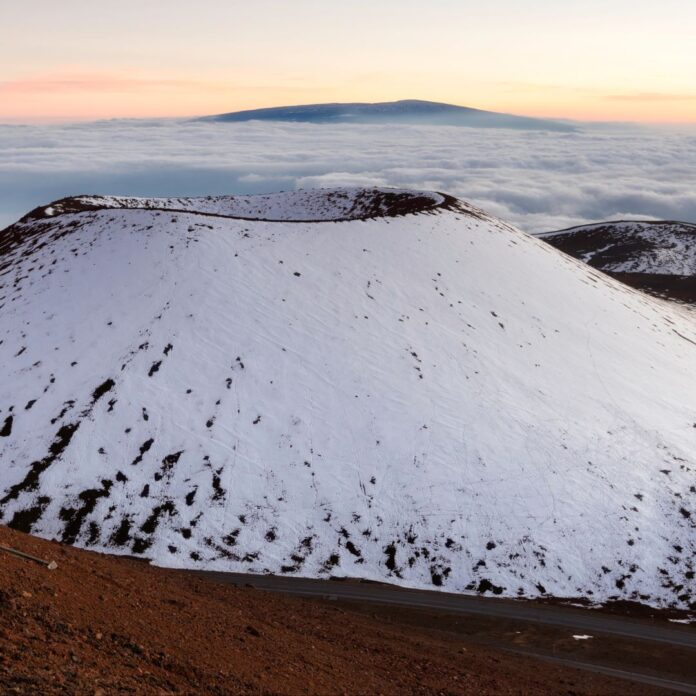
[540,220,696,305]
[200,99,576,132]
[2,188,694,609]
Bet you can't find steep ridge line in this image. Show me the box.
[541,219,696,236]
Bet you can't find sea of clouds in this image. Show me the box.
[1,118,695,233]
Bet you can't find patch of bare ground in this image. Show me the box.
[333,600,696,690]
[0,525,676,695]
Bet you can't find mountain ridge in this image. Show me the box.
[540,219,696,305]
[199,99,576,132]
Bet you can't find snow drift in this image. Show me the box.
[0,188,694,608]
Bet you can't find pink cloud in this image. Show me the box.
[0,73,217,94]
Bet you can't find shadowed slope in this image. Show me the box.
[541,220,696,305]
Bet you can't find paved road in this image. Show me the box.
[502,650,696,695]
[193,571,696,648]
[190,570,696,694]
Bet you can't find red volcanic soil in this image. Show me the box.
[0,525,665,695]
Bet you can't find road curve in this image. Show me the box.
[501,650,696,695]
[190,570,696,649]
[188,570,696,694]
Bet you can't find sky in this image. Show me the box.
[2,0,696,123]
[2,119,696,231]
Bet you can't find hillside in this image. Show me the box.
[540,221,696,305]
[200,99,576,131]
[1,524,670,695]
[0,188,694,610]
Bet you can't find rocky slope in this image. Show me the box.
[0,524,658,695]
[1,188,694,609]
[540,220,696,305]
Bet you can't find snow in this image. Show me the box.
[572,635,593,640]
[40,188,444,223]
[566,603,601,609]
[540,221,696,275]
[0,188,694,609]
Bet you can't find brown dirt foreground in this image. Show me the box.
[0,525,664,695]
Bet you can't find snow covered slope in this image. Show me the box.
[1,189,694,609]
[540,221,696,305]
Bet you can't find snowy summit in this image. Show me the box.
[0,187,694,609]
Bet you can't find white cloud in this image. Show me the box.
[1,119,695,233]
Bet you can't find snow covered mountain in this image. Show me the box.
[201,99,576,131]
[1,188,694,609]
[540,220,696,305]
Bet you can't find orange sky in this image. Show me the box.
[2,0,696,124]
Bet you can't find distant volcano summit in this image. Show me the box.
[200,99,576,132]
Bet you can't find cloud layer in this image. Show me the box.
[1,119,695,233]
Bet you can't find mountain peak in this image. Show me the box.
[199,100,576,132]
[1,188,693,609]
